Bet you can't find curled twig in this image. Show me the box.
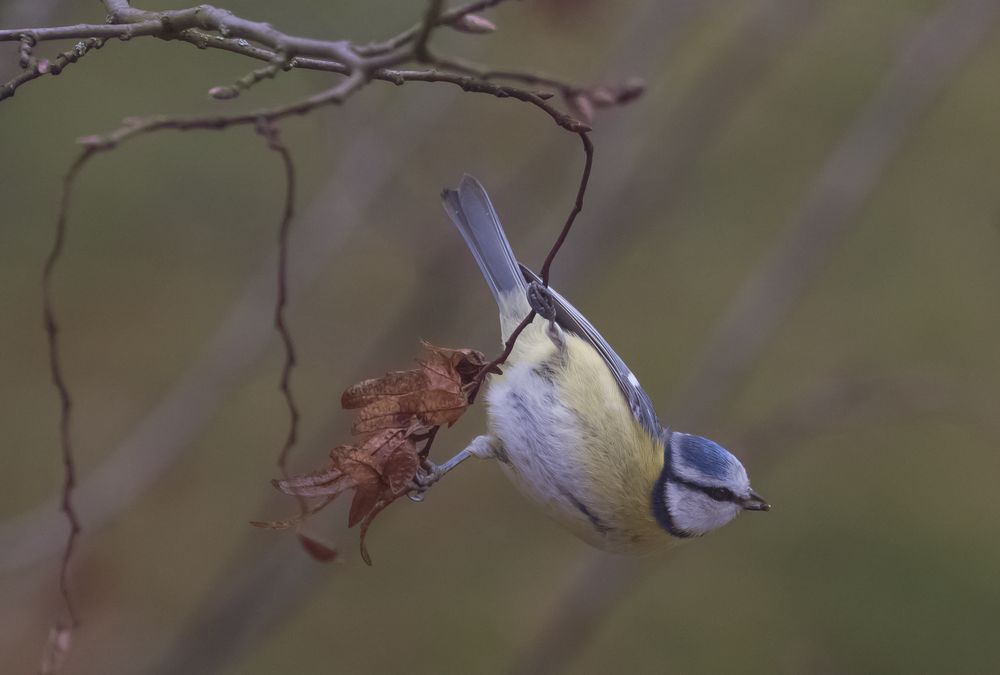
[467,130,594,400]
[254,120,301,483]
[40,146,98,674]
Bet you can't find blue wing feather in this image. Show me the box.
[519,265,663,440]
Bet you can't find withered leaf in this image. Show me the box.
[384,445,419,494]
[421,342,488,387]
[272,478,353,498]
[250,516,301,530]
[273,466,355,498]
[297,533,339,562]
[358,499,391,567]
[419,350,464,394]
[251,495,339,530]
[341,370,428,409]
[351,389,468,433]
[341,458,382,528]
[268,341,487,564]
[351,428,407,466]
[272,450,353,490]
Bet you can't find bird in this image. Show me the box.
[431,175,769,552]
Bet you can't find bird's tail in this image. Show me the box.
[441,175,528,303]
[441,176,531,339]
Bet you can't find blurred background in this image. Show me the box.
[2,0,999,673]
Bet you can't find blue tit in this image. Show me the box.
[433,175,769,552]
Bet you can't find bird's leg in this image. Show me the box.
[527,281,566,352]
[409,435,498,501]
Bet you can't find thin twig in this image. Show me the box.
[469,130,595,399]
[78,70,369,150]
[412,0,444,62]
[468,310,537,404]
[254,120,301,481]
[540,133,594,284]
[74,67,590,154]
[354,0,509,56]
[100,2,362,67]
[39,146,97,675]
[1,36,106,101]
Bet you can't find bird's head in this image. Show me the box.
[652,432,769,538]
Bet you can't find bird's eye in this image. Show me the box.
[707,487,733,502]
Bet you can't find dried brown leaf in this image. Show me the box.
[342,459,381,528]
[358,499,391,566]
[384,445,419,494]
[249,516,301,530]
[351,389,468,433]
[357,428,410,466]
[272,454,349,489]
[269,341,488,562]
[341,370,427,408]
[297,533,339,562]
[415,389,473,427]
[273,470,355,497]
[421,342,488,385]
[419,352,464,394]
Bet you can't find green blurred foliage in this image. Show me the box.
[1,0,998,673]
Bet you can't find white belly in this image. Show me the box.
[485,359,613,546]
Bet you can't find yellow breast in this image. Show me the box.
[487,292,669,552]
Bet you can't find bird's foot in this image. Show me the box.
[407,435,497,502]
[527,281,557,321]
[408,461,443,502]
[527,281,566,351]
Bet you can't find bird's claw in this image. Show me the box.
[527,281,557,321]
[407,462,441,502]
[528,281,565,351]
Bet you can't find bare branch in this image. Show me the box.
[1,37,106,101]
[76,70,368,151]
[101,3,362,66]
[1,1,614,133]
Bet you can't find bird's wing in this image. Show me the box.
[520,264,663,440]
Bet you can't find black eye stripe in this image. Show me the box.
[706,486,735,502]
[667,474,738,503]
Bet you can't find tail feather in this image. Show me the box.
[441,175,528,304]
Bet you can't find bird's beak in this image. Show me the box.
[741,490,771,512]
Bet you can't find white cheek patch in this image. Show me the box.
[668,482,742,537]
